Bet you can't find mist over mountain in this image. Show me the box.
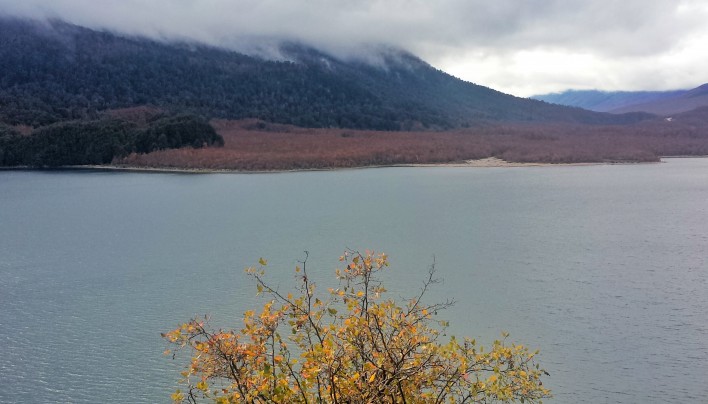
[0,18,652,130]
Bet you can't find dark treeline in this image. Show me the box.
[0,18,653,131]
[0,113,222,167]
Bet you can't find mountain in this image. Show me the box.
[532,89,687,112]
[533,84,708,116]
[610,84,708,115]
[0,17,652,131]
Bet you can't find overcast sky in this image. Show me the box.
[2,0,707,96]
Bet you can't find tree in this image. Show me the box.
[163,251,551,403]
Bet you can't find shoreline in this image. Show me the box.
[82,157,607,173]
[0,156,686,174]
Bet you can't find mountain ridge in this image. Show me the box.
[533,84,708,115]
[531,89,686,112]
[610,83,708,115]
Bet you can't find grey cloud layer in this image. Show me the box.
[1,0,706,94]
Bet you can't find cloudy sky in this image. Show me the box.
[2,0,707,96]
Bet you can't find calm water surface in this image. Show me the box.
[1,159,707,403]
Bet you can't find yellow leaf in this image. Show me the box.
[171,389,184,402]
[258,257,267,266]
[369,373,376,383]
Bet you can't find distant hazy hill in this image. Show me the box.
[534,84,708,116]
[610,84,708,115]
[532,89,687,112]
[0,18,650,130]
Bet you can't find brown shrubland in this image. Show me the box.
[114,108,708,170]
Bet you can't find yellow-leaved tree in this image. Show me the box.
[163,250,551,403]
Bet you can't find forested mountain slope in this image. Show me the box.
[0,18,651,130]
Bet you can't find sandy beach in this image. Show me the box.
[43,156,663,174]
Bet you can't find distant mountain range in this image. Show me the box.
[611,84,708,115]
[533,84,708,115]
[0,17,651,130]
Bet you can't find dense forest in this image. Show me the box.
[0,17,653,132]
[0,112,222,167]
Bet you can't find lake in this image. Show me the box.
[1,159,707,403]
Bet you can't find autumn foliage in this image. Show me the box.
[163,251,551,403]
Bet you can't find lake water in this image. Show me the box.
[1,159,707,403]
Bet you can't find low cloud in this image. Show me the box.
[2,0,707,96]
